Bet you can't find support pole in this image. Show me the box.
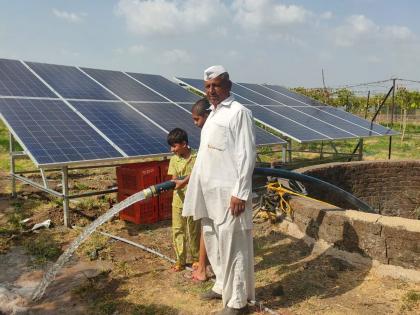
[320,141,324,159]
[40,168,48,189]
[287,139,292,163]
[358,138,364,161]
[9,133,17,198]
[388,136,392,160]
[62,166,70,227]
[390,79,396,126]
[364,91,370,119]
[281,145,286,163]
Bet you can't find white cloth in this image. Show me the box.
[204,65,228,80]
[183,94,256,308]
[202,216,255,308]
[183,95,256,228]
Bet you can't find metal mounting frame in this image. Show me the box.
[8,132,120,227]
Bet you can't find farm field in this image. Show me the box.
[0,120,419,314]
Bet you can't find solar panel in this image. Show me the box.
[166,103,286,146]
[263,84,327,106]
[231,83,280,105]
[244,104,329,142]
[177,77,251,104]
[238,83,323,107]
[69,101,169,156]
[129,102,203,148]
[81,68,167,102]
[318,107,398,136]
[127,73,200,103]
[0,98,122,165]
[247,83,398,137]
[262,105,356,140]
[26,62,117,100]
[0,59,56,98]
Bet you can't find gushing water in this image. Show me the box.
[31,190,146,301]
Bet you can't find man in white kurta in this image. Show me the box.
[183,66,256,315]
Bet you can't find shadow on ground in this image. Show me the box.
[28,268,180,315]
[253,215,372,309]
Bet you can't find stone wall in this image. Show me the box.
[290,198,420,270]
[296,160,420,219]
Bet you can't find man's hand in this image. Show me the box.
[230,196,246,216]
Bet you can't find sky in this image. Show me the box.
[1,0,419,88]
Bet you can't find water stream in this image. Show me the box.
[31,190,146,301]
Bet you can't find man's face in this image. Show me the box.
[204,76,230,106]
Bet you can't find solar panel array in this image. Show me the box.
[176,77,398,143]
[0,59,283,168]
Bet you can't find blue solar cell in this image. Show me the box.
[70,101,169,156]
[244,104,330,142]
[0,59,56,98]
[263,106,356,139]
[0,99,122,165]
[130,102,202,148]
[128,73,200,103]
[26,62,117,100]
[81,68,167,102]
[254,127,286,145]
[239,83,323,107]
[319,107,398,136]
[232,83,280,105]
[263,84,327,106]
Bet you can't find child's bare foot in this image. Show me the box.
[171,263,185,272]
[191,268,207,281]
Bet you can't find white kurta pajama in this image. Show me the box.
[183,95,256,309]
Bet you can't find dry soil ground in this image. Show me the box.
[0,169,419,315]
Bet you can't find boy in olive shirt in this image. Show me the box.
[167,128,200,271]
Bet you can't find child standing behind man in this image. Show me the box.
[167,128,200,271]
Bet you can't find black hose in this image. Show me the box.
[148,168,374,213]
[253,167,374,213]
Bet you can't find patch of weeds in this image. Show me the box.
[400,290,420,312]
[72,270,111,296]
[51,197,63,208]
[411,206,420,220]
[0,236,11,254]
[114,260,134,277]
[77,232,109,260]
[23,233,62,265]
[11,200,23,211]
[96,300,118,315]
[73,182,90,191]
[132,303,176,315]
[79,197,100,211]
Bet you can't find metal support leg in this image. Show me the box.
[40,168,48,189]
[388,136,392,160]
[9,133,17,198]
[287,140,292,163]
[358,139,364,161]
[62,166,70,227]
[281,144,286,163]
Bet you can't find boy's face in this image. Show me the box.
[170,141,189,157]
[192,113,207,129]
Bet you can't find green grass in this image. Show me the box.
[23,232,63,265]
[258,122,420,166]
[400,290,420,312]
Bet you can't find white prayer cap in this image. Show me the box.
[204,65,228,80]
